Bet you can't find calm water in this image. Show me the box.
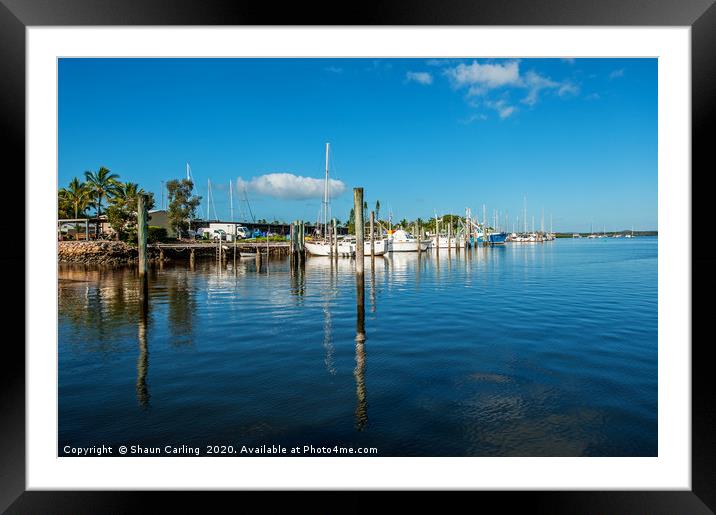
[59,238,657,456]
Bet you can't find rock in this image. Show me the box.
[58,241,147,265]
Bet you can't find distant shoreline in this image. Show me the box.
[555,231,657,238]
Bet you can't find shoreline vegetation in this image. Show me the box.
[58,166,657,264]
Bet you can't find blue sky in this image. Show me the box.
[59,58,657,231]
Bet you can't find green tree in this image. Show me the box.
[375,200,381,221]
[166,179,201,238]
[58,178,92,236]
[347,208,355,233]
[84,166,120,237]
[106,182,155,241]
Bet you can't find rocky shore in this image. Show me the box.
[58,241,159,266]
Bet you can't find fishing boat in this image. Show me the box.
[388,229,431,252]
[477,231,508,244]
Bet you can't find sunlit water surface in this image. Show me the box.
[59,238,657,456]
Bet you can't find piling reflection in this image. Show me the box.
[166,270,196,346]
[290,259,306,302]
[355,271,368,431]
[370,259,376,313]
[136,290,150,408]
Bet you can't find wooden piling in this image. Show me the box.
[137,194,148,278]
[370,211,375,259]
[289,222,295,267]
[333,218,338,262]
[354,188,364,273]
[447,222,452,254]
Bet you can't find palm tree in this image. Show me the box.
[58,177,91,238]
[84,166,120,237]
[111,181,141,208]
[107,182,154,240]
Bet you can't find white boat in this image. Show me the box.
[305,239,354,256]
[306,238,388,257]
[363,238,388,256]
[431,235,463,248]
[388,229,431,252]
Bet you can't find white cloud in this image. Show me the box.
[442,59,584,121]
[459,113,489,124]
[522,70,560,106]
[235,173,346,200]
[444,60,521,90]
[406,71,433,85]
[609,68,625,79]
[486,99,516,119]
[558,82,580,97]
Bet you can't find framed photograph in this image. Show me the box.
[4,0,713,511]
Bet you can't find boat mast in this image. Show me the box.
[523,195,527,234]
[323,143,330,240]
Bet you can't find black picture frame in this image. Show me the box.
[2,1,713,512]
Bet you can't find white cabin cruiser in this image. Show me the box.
[388,229,431,252]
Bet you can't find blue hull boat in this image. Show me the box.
[477,232,508,245]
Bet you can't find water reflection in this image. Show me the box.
[166,270,196,346]
[322,261,337,375]
[355,271,367,430]
[290,259,306,302]
[59,240,657,456]
[136,294,150,408]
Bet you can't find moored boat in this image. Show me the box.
[388,229,431,252]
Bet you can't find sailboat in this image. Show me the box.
[304,144,385,257]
